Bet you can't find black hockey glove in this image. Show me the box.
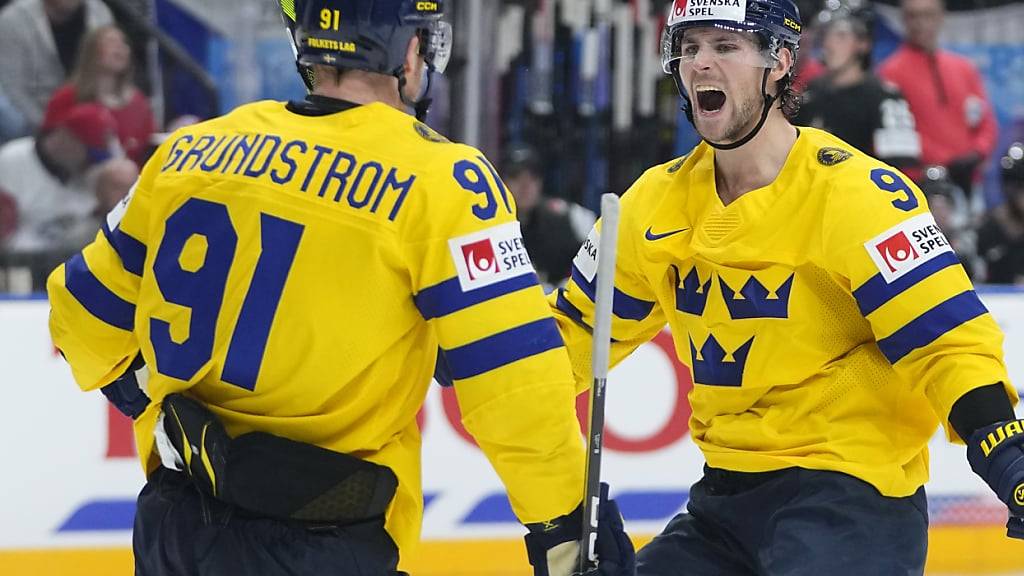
[966,419,1024,538]
[160,393,231,498]
[99,354,150,419]
[157,393,398,523]
[524,483,635,576]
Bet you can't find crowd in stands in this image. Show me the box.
[0,0,1021,293]
[0,0,155,291]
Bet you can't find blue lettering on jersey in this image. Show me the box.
[271,140,306,185]
[243,135,282,178]
[176,135,217,172]
[720,274,794,320]
[160,134,193,172]
[319,149,357,199]
[151,199,238,380]
[690,334,754,387]
[199,135,238,172]
[674,265,711,316]
[231,135,262,174]
[151,198,305,388]
[378,168,415,221]
[454,157,513,221]
[164,132,417,222]
[871,168,919,212]
[301,145,333,192]
[347,161,383,208]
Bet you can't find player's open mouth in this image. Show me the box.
[695,85,726,113]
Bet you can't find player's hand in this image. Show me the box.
[966,419,1024,538]
[99,354,150,419]
[523,483,635,576]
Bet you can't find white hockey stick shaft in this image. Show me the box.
[579,193,620,573]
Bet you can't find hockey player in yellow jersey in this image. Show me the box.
[553,0,1023,574]
[45,1,636,575]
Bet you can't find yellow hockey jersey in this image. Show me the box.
[47,99,585,560]
[554,127,1014,497]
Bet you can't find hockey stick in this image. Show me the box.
[578,192,621,574]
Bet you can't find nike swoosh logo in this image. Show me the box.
[645,226,690,241]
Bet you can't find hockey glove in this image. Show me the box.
[156,394,399,523]
[524,483,635,576]
[99,354,150,419]
[159,393,231,498]
[967,419,1024,538]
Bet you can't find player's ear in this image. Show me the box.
[768,46,794,83]
[403,34,423,78]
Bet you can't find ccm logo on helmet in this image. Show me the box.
[416,1,438,11]
[784,17,801,31]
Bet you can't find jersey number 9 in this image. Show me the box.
[150,198,304,391]
[871,168,919,212]
[454,156,512,220]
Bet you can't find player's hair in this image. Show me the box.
[311,64,349,88]
[760,38,800,118]
[777,73,800,118]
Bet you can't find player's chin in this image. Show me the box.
[693,110,731,142]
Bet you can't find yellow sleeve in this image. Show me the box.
[550,186,668,393]
[822,163,1015,440]
[47,144,162,391]
[403,148,584,524]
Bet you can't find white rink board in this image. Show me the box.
[1,289,1022,549]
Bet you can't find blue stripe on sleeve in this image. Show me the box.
[570,264,655,321]
[555,288,591,330]
[443,317,564,380]
[853,252,961,316]
[65,253,135,331]
[876,290,989,364]
[415,273,539,320]
[102,224,147,276]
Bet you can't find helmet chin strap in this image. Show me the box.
[397,64,435,122]
[700,68,776,151]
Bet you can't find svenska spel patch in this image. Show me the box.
[668,0,747,26]
[449,221,533,291]
[573,227,600,283]
[865,213,954,283]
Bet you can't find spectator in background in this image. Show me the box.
[796,3,921,168]
[46,24,156,165]
[0,84,27,143]
[0,103,117,255]
[918,165,981,278]
[791,0,826,94]
[976,143,1024,285]
[503,144,594,290]
[879,0,997,208]
[0,0,113,132]
[93,157,138,214]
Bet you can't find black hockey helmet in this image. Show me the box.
[279,0,451,118]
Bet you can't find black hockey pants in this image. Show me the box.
[133,467,404,576]
[637,466,928,576]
